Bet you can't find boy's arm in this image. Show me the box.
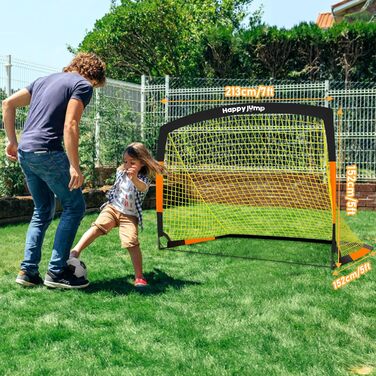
[131,177,148,192]
[127,167,148,192]
[2,89,31,161]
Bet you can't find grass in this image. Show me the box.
[163,204,334,241]
[0,209,375,376]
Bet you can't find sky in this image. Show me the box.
[0,0,333,70]
[0,0,113,69]
[249,0,333,29]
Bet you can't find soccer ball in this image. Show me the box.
[67,257,87,279]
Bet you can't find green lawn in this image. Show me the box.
[0,210,375,376]
[162,204,334,242]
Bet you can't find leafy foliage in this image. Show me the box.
[239,21,376,81]
[77,0,255,82]
[77,2,376,83]
[0,134,26,197]
[0,128,27,197]
[0,161,26,197]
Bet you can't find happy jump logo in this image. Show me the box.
[222,105,266,114]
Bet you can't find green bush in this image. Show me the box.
[0,162,26,197]
[0,133,26,197]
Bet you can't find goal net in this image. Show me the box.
[155,103,372,268]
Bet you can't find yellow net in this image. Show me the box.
[157,108,371,267]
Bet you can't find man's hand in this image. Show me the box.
[68,165,84,191]
[5,142,18,162]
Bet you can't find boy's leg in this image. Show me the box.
[70,227,102,257]
[119,215,144,280]
[71,205,119,257]
[127,245,143,279]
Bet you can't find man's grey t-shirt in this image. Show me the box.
[19,72,93,152]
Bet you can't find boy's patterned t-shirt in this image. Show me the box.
[111,175,138,217]
[105,170,151,228]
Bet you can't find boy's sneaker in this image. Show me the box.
[134,277,148,287]
[44,268,89,289]
[16,270,44,287]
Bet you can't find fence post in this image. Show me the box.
[165,75,169,124]
[5,55,12,97]
[94,88,101,166]
[140,74,146,142]
[324,80,330,108]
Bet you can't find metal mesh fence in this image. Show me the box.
[0,56,142,170]
[0,55,375,181]
[144,77,376,181]
[0,56,57,130]
[0,56,6,99]
[94,79,142,167]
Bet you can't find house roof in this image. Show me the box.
[332,0,366,14]
[316,12,335,28]
[332,0,356,8]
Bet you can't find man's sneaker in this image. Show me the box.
[16,270,44,287]
[44,268,89,289]
[134,277,148,287]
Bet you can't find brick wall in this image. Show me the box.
[0,187,110,226]
[94,167,376,210]
[339,182,376,210]
[0,182,374,226]
[147,183,376,210]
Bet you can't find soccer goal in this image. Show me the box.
[155,103,373,268]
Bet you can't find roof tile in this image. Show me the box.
[316,12,335,28]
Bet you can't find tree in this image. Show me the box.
[74,1,376,82]
[323,21,376,82]
[240,25,295,79]
[287,23,325,80]
[76,0,255,82]
[203,24,245,78]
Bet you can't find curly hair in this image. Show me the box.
[64,52,106,87]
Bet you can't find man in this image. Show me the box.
[2,52,106,289]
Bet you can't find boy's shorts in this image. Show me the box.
[92,204,139,248]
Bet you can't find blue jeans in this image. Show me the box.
[18,150,85,275]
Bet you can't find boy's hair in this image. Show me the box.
[63,52,106,87]
[122,142,163,178]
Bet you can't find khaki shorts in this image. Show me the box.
[92,204,139,248]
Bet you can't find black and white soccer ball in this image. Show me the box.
[67,257,87,279]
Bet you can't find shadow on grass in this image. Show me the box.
[83,268,201,295]
[165,247,332,269]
